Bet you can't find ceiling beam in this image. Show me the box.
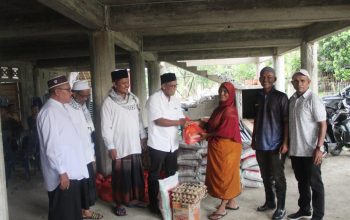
[37,0,105,29]
[112,31,141,52]
[158,48,275,61]
[304,21,350,42]
[0,19,86,39]
[143,29,302,52]
[110,4,350,32]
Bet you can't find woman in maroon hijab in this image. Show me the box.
[200,82,242,220]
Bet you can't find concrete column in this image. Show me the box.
[20,62,35,129]
[273,55,286,93]
[130,52,147,119]
[301,41,318,93]
[0,114,9,220]
[89,31,116,175]
[147,61,161,96]
[255,57,265,79]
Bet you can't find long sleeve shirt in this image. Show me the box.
[37,98,88,191]
[101,91,146,159]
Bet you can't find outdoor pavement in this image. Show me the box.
[6,150,350,220]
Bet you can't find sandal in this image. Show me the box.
[208,211,227,220]
[113,206,127,216]
[83,212,103,219]
[215,205,239,210]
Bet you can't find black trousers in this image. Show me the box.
[81,162,97,209]
[147,147,177,211]
[290,156,325,219]
[256,149,286,209]
[48,180,82,220]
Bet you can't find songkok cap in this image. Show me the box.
[111,69,128,81]
[72,80,90,91]
[47,75,68,89]
[293,69,310,79]
[160,73,177,84]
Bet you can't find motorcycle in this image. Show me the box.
[324,97,350,156]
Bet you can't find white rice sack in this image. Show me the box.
[198,165,207,174]
[180,141,201,150]
[178,152,202,160]
[242,141,252,149]
[178,169,197,177]
[241,178,263,188]
[201,157,207,165]
[179,176,200,184]
[242,170,262,182]
[241,147,255,160]
[197,148,208,156]
[158,172,179,220]
[197,174,206,183]
[244,165,260,172]
[178,159,200,167]
[241,155,258,169]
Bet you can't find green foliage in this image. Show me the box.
[198,63,256,82]
[284,50,301,77]
[319,30,350,80]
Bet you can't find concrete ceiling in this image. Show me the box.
[1,0,350,68]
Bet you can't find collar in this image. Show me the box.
[259,87,276,96]
[292,88,311,99]
[160,89,172,102]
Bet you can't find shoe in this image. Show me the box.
[287,210,312,220]
[257,203,276,212]
[272,209,286,220]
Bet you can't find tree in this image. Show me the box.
[319,30,350,80]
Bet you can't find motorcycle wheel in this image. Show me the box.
[330,144,343,156]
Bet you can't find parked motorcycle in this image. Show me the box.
[324,97,350,156]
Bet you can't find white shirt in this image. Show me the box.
[101,92,146,159]
[37,98,89,191]
[289,89,327,157]
[66,101,95,164]
[146,90,184,152]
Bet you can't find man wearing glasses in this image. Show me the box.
[37,75,89,220]
[146,72,186,215]
[67,80,103,219]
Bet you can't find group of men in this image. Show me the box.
[36,66,326,220]
[37,70,184,220]
[252,67,326,220]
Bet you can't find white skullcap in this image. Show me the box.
[72,80,90,91]
[293,69,310,79]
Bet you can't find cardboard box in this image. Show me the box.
[172,201,200,220]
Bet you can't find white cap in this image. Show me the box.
[72,80,90,91]
[293,69,310,79]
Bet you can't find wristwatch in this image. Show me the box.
[316,145,325,153]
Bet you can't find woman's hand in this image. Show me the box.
[199,132,209,140]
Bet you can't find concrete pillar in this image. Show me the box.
[255,57,265,79]
[130,52,147,119]
[89,31,116,175]
[20,62,35,129]
[301,41,318,93]
[147,61,161,96]
[0,114,9,220]
[273,55,286,93]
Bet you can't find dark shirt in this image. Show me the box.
[254,88,288,151]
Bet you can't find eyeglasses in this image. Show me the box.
[57,88,71,92]
[166,84,177,88]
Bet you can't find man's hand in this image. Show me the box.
[109,149,117,160]
[178,118,186,126]
[59,173,70,190]
[280,144,288,154]
[313,148,323,166]
[199,132,209,140]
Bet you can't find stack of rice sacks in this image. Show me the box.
[240,122,263,188]
[177,140,208,184]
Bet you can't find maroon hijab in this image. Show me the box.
[207,82,241,143]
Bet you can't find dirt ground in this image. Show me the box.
[6,150,350,220]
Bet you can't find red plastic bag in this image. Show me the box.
[95,173,113,202]
[183,120,205,145]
